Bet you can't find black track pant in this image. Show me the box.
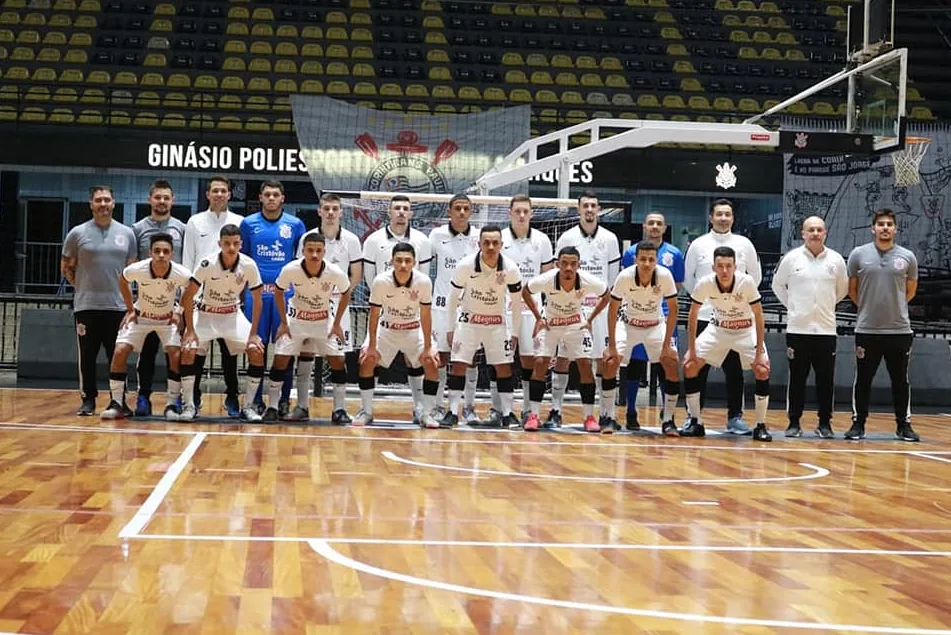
[785,333,836,425]
[75,310,124,401]
[696,320,745,418]
[852,333,913,425]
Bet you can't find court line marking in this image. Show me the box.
[117,432,206,539]
[2,421,951,454]
[683,501,720,506]
[308,539,951,634]
[381,450,832,484]
[126,534,951,555]
[912,453,951,465]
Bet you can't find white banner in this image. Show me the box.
[291,96,530,196]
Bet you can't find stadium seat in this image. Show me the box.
[301,79,324,93]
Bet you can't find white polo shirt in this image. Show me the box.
[191,252,262,312]
[771,245,848,335]
[361,225,432,285]
[611,266,679,326]
[297,226,361,303]
[684,230,761,322]
[691,272,760,331]
[555,224,621,305]
[275,259,350,321]
[449,252,522,322]
[368,270,433,329]
[502,226,554,310]
[429,223,480,310]
[528,269,606,326]
[182,208,245,272]
[123,259,192,321]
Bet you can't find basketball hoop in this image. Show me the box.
[892,136,932,187]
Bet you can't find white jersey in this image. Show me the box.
[684,230,761,322]
[611,266,678,325]
[191,252,262,312]
[362,225,432,285]
[528,269,606,326]
[275,259,350,321]
[555,225,621,304]
[182,209,245,272]
[429,224,480,309]
[122,259,192,321]
[691,272,761,330]
[297,226,361,302]
[369,270,433,329]
[502,226,554,310]
[450,252,522,322]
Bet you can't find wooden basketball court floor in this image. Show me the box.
[1,387,950,634]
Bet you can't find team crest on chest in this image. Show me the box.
[279,224,292,239]
[235,272,245,286]
[166,281,176,293]
[733,292,744,302]
[496,272,506,284]
[321,281,332,292]
[652,285,661,295]
[661,252,674,267]
[409,288,420,301]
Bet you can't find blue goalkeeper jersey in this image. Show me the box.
[240,211,306,292]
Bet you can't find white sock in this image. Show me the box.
[361,388,374,416]
[522,378,531,413]
[448,389,462,416]
[166,380,181,407]
[601,389,616,418]
[686,392,702,422]
[489,381,502,412]
[583,401,594,417]
[664,392,678,423]
[409,374,424,408]
[244,371,263,406]
[530,400,541,415]
[333,381,346,411]
[296,359,313,409]
[464,366,478,407]
[437,367,447,407]
[552,372,568,411]
[595,374,603,402]
[499,389,514,417]
[181,375,195,408]
[755,393,769,424]
[268,379,282,409]
[109,379,124,405]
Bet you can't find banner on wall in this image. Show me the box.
[291,96,530,197]
[782,120,951,273]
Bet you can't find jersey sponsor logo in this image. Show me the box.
[256,240,287,260]
[443,256,458,270]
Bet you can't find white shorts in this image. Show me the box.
[116,319,181,352]
[616,320,666,364]
[583,304,608,358]
[191,309,251,356]
[695,325,767,369]
[451,322,514,366]
[366,326,426,369]
[535,322,592,360]
[432,308,452,353]
[330,301,353,351]
[506,311,538,358]
[274,317,345,358]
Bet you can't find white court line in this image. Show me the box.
[912,453,951,465]
[381,450,831,484]
[308,539,951,634]
[683,501,720,506]
[117,433,206,539]
[2,421,951,454]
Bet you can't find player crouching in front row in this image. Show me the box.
[682,246,773,442]
[356,242,441,427]
[266,232,352,423]
[102,233,193,420]
[178,224,267,422]
[522,246,610,432]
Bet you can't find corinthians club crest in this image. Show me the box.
[355,130,454,194]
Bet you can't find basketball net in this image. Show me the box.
[892,137,931,187]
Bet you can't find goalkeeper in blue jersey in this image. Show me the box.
[620,212,685,430]
[240,180,307,415]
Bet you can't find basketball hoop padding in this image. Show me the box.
[892,137,931,187]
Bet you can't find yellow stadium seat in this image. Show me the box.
[251,7,274,21]
[674,60,696,74]
[163,92,187,108]
[141,72,163,86]
[225,23,248,36]
[767,16,788,29]
[49,14,71,27]
[432,85,455,99]
[661,94,685,109]
[224,40,246,54]
[73,16,96,29]
[505,69,528,84]
[218,94,242,110]
[526,53,548,67]
[134,90,160,107]
[681,77,702,92]
[132,112,160,127]
[217,116,242,131]
[730,29,750,42]
[584,6,605,18]
[250,24,272,37]
[776,32,796,45]
[86,69,110,84]
[813,101,835,115]
[423,31,446,44]
[301,61,323,75]
[23,12,45,25]
[245,95,269,110]
[223,57,245,71]
[605,74,628,88]
[738,97,760,112]
[167,73,190,88]
[58,68,83,83]
[458,86,481,101]
[483,87,506,101]
[326,10,347,23]
[654,11,675,22]
[688,95,711,110]
[276,43,298,57]
[0,11,18,24]
[143,53,166,67]
[189,93,214,109]
[910,106,935,120]
[561,90,583,104]
[580,73,603,87]
[428,66,451,81]
[667,43,688,56]
[326,80,350,95]
[248,77,271,92]
[423,15,443,28]
[53,0,76,9]
[738,46,758,59]
[248,58,271,72]
[326,61,349,75]
[64,49,87,63]
[77,0,99,10]
[350,11,370,24]
[352,45,373,59]
[249,41,272,55]
[561,6,582,18]
[502,52,524,66]
[273,118,293,133]
[712,97,736,111]
[352,27,373,41]
[435,104,456,114]
[531,71,554,85]
[302,43,323,57]
[379,83,402,97]
[24,86,50,102]
[11,46,34,60]
[427,49,449,63]
[276,25,298,38]
[228,6,249,19]
[19,107,47,122]
[326,44,348,58]
[736,0,755,9]
[421,0,441,10]
[274,59,297,74]
[75,109,101,124]
[510,88,532,103]
[150,18,172,32]
[404,83,427,98]
[352,62,374,77]
[221,76,244,91]
[16,29,39,43]
[785,49,806,61]
[300,79,323,93]
[761,47,782,60]
[753,31,772,43]
[354,81,376,96]
[160,113,186,128]
[154,3,175,15]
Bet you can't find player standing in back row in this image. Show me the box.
[240,180,306,416]
[682,198,761,437]
[552,191,621,428]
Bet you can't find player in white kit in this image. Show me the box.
[264,232,352,423]
[429,195,481,423]
[178,224,266,422]
[440,225,524,428]
[355,242,441,427]
[683,246,772,442]
[296,192,362,352]
[522,246,608,432]
[100,233,192,421]
[362,194,432,284]
[602,241,682,436]
[551,191,621,427]
[501,194,554,423]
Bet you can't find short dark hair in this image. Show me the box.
[480,224,503,237]
[302,232,325,246]
[150,232,174,249]
[207,176,231,192]
[557,245,580,259]
[713,245,736,261]
[219,223,241,238]
[150,179,173,196]
[634,240,657,255]
[710,198,734,213]
[319,192,341,205]
[577,190,598,206]
[89,185,114,198]
[509,193,531,208]
[392,242,416,258]
[390,194,411,206]
[449,194,471,208]
[260,179,284,194]
[872,208,896,224]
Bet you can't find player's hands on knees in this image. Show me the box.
[753,351,770,379]
[247,334,264,354]
[532,318,549,338]
[330,323,345,344]
[121,310,137,329]
[275,323,291,343]
[182,330,198,349]
[360,346,378,365]
[683,349,699,374]
[662,345,679,362]
[603,346,621,366]
[422,346,439,367]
